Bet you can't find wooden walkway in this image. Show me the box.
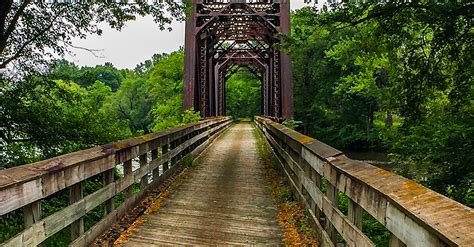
[122,122,283,245]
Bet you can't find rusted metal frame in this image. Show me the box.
[214,63,222,116]
[220,55,268,114]
[240,64,263,79]
[215,41,238,62]
[267,54,274,116]
[263,63,270,115]
[218,69,225,115]
[197,13,278,17]
[278,0,293,119]
[196,16,218,34]
[245,40,271,61]
[243,2,279,30]
[254,14,278,34]
[272,49,280,117]
[186,0,291,118]
[208,54,217,116]
[206,9,276,42]
[224,64,241,79]
[184,1,198,111]
[210,33,228,50]
[195,2,234,33]
[230,22,274,45]
[205,23,228,48]
[199,40,209,118]
[222,60,263,81]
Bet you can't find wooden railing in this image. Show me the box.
[0,117,232,246]
[255,116,473,247]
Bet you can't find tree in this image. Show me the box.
[147,51,186,131]
[284,2,473,206]
[0,1,187,73]
[105,72,153,135]
[51,60,124,90]
[0,75,130,168]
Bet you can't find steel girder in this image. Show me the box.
[184,0,293,119]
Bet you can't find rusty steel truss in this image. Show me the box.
[184,0,293,119]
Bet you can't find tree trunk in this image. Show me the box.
[386,111,393,128]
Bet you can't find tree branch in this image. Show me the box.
[67,44,105,58]
[0,6,63,68]
[3,0,32,43]
[0,0,13,35]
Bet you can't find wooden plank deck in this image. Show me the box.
[122,122,283,246]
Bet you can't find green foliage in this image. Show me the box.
[225,70,261,118]
[0,76,131,168]
[145,51,186,131]
[182,109,201,125]
[0,210,23,244]
[282,120,302,130]
[0,49,196,244]
[51,61,124,91]
[362,212,390,247]
[285,2,473,207]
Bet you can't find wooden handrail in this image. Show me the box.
[255,116,473,247]
[0,117,232,246]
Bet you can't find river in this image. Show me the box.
[343,150,397,171]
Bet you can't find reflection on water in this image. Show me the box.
[343,150,397,171]
[343,150,389,162]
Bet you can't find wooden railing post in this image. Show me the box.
[326,183,338,244]
[185,133,192,156]
[311,169,322,221]
[162,143,169,172]
[0,118,234,246]
[171,140,177,166]
[103,169,114,214]
[348,198,363,229]
[151,148,159,180]
[139,153,148,188]
[389,233,406,247]
[23,201,41,227]
[70,182,84,240]
[124,159,133,198]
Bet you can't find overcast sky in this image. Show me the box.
[64,1,319,69]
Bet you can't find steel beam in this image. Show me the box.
[184,0,293,119]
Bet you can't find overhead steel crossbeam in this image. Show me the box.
[184,0,293,119]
